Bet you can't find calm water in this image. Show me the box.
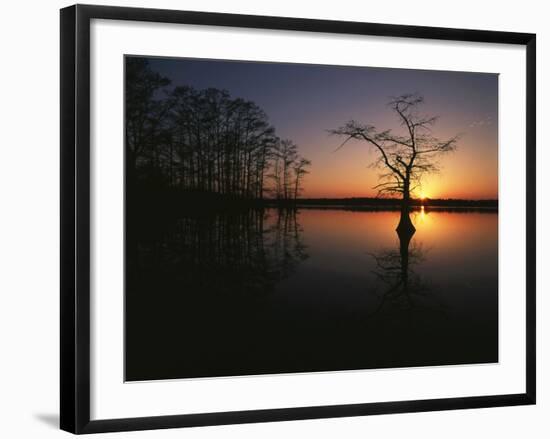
[126,208,498,381]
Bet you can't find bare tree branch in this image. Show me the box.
[329,94,459,211]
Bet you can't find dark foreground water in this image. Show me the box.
[125,207,498,381]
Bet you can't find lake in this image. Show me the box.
[125,207,498,381]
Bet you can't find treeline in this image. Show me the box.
[279,197,498,208]
[126,58,310,202]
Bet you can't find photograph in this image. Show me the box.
[125,56,499,382]
[0,0,542,436]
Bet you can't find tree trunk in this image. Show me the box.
[396,181,416,234]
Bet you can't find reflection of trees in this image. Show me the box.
[368,230,446,322]
[129,208,308,297]
[267,209,308,279]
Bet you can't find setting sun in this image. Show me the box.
[417,190,429,200]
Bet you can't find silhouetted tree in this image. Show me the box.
[292,157,311,200]
[125,58,172,187]
[125,57,311,202]
[280,140,297,200]
[269,140,311,201]
[330,93,459,232]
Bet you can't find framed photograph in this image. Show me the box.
[60,4,536,434]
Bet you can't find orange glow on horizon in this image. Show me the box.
[294,118,498,201]
[302,148,498,200]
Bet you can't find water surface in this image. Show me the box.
[126,207,498,381]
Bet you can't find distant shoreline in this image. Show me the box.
[264,197,498,210]
[263,197,498,208]
[279,204,498,213]
[129,190,498,213]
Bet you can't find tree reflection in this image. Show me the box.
[367,229,446,324]
[128,208,308,298]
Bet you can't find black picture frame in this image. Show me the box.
[60,4,536,434]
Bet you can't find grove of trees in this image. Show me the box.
[126,58,310,202]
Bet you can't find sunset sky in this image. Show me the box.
[150,57,498,200]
